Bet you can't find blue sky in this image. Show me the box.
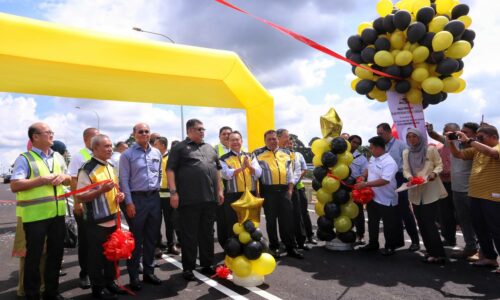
[1,0,498,172]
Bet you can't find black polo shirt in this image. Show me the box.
[166,138,221,207]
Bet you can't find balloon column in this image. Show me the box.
[348,0,474,108]
[223,190,277,287]
[311,108,359,245]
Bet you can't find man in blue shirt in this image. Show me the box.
[119,123,162,291]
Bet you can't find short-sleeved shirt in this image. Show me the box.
[367,153,399,206]
[12,147,67,180]
[68,147,92,177]
[167,138,221,207]
[436,143,451,182]
[385,137,407,173]
[444,139,472,192]
[462,144,500,201]
[350,149,368,179]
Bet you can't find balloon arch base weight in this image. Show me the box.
[324,238,354,251]
[232,274,265,287]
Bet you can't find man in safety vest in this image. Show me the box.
[76,134,125,300]
[68,127,99,289]
[214,126,232,157]
[253,130,303,259]
[219,131,262,248]
[11,122,71,300]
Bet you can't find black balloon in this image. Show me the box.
[373,17,386,34]
[313,166,329,182]
[348,35,365,52]
[361,28,378,44]
[461,29,475,43]
[419,32,436,50]
[333,189,350,205]
[451,4,469,19]
[343,176,357,187]
[324,202,341,219]
[224,238,243,258]
[312,178,322,191]
[423,91,443,104]
[321,152,338,168]
[345,49,353,59]
[374,37,391,51]
[317,229,336,242]
[395,80,411,93]
[426,51,445,64]
[361,47,376,64]
[317,216,333,232]
[441,92,448,101]
[416,7,435,24]
[356,79,375,95]
[394,10,412,30]
[401,64,414,78]
[376,77,392,91]
[243,220,256,233]
[383,14,396,33]
[251,228,263,241]
[243,241,263,260]
[407,22,427,43]
[331,137,348,154]
[422,99,429,109]
[436,58,459,75]
[456,59,464,71]
[384,65,401,78]
[337,231,357,244]
[350,52,363,64]
[444,20,466,38]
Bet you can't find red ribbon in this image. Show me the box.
[406,101,417,128]
[326,173,373,204]
[215,0,402,80]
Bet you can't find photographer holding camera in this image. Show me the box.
[427,122,480,259]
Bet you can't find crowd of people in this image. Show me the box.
[9,118,500,300]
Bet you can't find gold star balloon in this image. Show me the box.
[231,189,264,226]
[320,108,343,139]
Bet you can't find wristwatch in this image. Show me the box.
[170,189,177,195]
[466,138,476,145]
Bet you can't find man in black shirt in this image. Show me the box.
[166,119,224,281]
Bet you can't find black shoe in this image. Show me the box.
[79,276,91,289]
[408,243,421,252]
[269,248,281,259]
[359,243,379,251]
[286,248,304,259]
[199,266,216,276]
[158,241,168,250]
[92,288,117,300]
[167,244,181,255]
[298,244,312,251]
[182,270,196,281]
[307,237,318,245]
[129,278,142,291]
[106,282,126,295]
[143,274,162,285]
[155,248,164,259]
[380,248,396,256]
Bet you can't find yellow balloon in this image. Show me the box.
[312,154,323,167]
[442,77,460,93]
[390,31,406,50]
[321,176,340,194]
[311,138,331,156]
[358,22,373,35]
[251,253,276,276]
[411,67,429,82]
[346,140,352,153]
[406,88,423,104]
[391,49,401,57]
[224,256,233,269]
[410,79,421,89]
[374,50,394,67]
[412,46,429,63]
[315,202,325,216]
[414,62,429,69]
[355,65,374,80]
[428,64,439,77]
[428,16,449,33]
[351,77,362,91]
[403,41,412,51]
[233,223,244,235]
[452,69,463,77]
[341,200,360,219]
[238,231,252,244]
[432,31,453,52]
[337,151,354,165]
[334,216,352,233]
[450,77,466,93]
[368,87,387,102]
[458,15,472,28]
[232,256,252,277]
[412,0,431,13]
[445,41,472,59]
[376,0,394,17]
[422,77,444,94]
[331,164,350,180]
[435,0,454,15]
[395,50,413,66]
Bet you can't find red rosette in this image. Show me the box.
[211,264,231,279]
[409,176,425,186]
[103,228,135,262]
[352,187,374,205]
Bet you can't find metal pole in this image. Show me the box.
[76,106,100,130]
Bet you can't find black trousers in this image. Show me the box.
[298,187,314,239]
[413,201,445,257]
[261,188,295,250]
[127,191,162,279]
[396,172,420,244]
[292,188,306,246]
[354,202,365,238]
[159,196,180,247]
[178,202,216,271]
[470,197,500,260]
[86,222,116,289]
[366,201,404,249]
[23,216,65,299]
[75,214,89,279]
[438,181,456,243]
[216,192,241,248]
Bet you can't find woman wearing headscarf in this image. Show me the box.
[403,128,448,264]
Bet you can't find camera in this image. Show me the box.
[448,132,458,140]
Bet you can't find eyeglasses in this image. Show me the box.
[194,127,206,132]
[35,130,54,136]
[137,130,150,135]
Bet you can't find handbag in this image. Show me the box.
[63,197,78,248]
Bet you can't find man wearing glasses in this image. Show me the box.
[119,123,163,291]
[11,122,71,300]
[167,119,224,281]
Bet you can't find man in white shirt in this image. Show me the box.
[109,141,128,177]
[355,136,404,256]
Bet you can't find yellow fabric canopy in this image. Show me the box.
[0,13,273,150]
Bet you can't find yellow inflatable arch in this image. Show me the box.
[0,13,274,150]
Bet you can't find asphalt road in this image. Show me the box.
[0,181,499,300]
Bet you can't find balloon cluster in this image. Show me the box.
[311,137,359,243]
[103,229,135,261]
[347,0,474,108]
[224,220,277,281]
